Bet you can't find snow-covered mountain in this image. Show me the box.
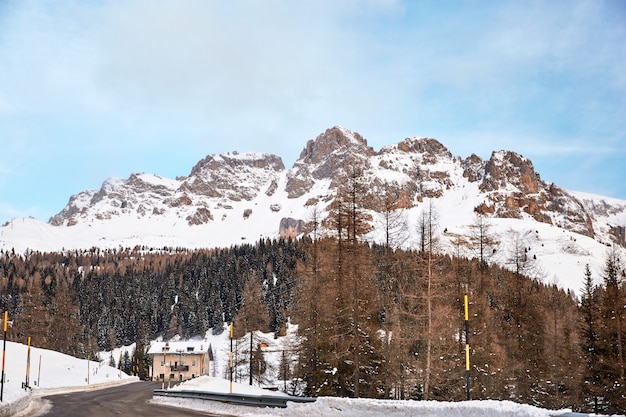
[2,126,625,293]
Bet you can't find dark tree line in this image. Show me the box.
[0,240,301,356]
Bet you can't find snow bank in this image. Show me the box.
[152,375,572,417]
[0,392,30,417]
[153,393,566,417]
[169,375,289,397]
[280,398,555,417]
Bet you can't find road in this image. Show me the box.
[33,381,226,417]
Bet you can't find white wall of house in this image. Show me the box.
[148,341,212,382]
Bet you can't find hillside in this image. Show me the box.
[1,126,625,292]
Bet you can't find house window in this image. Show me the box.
[159,374,164,380]
[192,360,196,366]
[160,361,165,366]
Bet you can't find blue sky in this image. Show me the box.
[1,0,625,225]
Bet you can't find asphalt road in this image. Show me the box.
[34,381,225,417]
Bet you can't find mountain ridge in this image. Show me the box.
[2,126,625,292]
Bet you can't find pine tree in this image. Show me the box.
[578,264,602,412]
[597,247,626,412]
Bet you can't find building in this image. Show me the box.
[148,340,213,382]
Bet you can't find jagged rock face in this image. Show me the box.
[49,174,181,226]
[474,152,596,237]
[297,126,374,165]
[539,183,592,237]
[181,152,284,201]
[479,151,541,219]
[286,126,375,198]
[186,207,213,225]
[462,154,484,183]
[279,217,304,239]
[481,151,539,194]
[49,190,96,226]
[395,137,452,163]
[374,137,456,203]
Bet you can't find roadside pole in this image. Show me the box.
[229,322,233,394]
[37,355,42,387]
[1,311,8,402]
[24,336,31,390]
[168,350,172,389]
[464,294,471,400]
[162,345,166,390]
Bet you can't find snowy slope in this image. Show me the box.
[0,340,135,415]
[1,127,625,294]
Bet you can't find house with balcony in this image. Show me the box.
[147,340,213,382]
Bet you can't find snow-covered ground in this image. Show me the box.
[0,340,136,416]
[152,376,589,417]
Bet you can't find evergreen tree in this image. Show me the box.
[597,248,626,412]
[578,264,602,412]
[122,350,132,375]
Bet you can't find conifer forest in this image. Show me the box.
[0,207,624,414]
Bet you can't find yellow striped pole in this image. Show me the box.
[25,336,31,390]
[1,311,8,401]
[464,294,470,400]
[229,322,233,394]
[162,345,166,390]
[168,350,172,389]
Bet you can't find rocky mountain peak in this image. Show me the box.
[181,152,284,201]
[286,126,376,198]
[189,152,284,177]
[481,150,540,195]
[462,153,485,183]
[297,126,375,165]
[394,137,452,163]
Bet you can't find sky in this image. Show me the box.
[1,0,625,226]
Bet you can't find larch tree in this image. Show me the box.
[374,182,409,397]
[416,200,440,400]
[468,213,499,268]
